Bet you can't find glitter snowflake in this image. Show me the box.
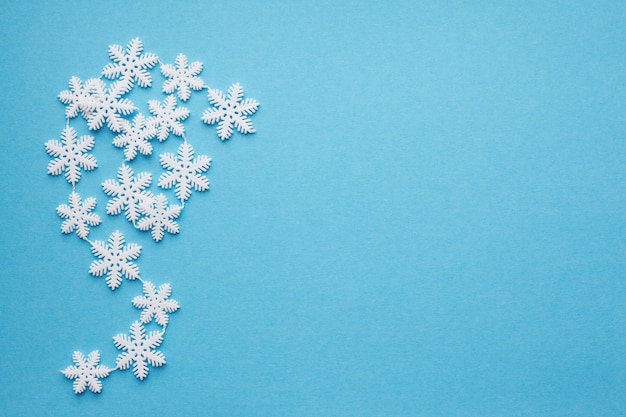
[113,321,165,380]
[132,281,180,327]
[158,142,211,202]
[61,351,111,394]
[201,83,259,140]
[56,191,101,240]
[89,230,142,290]
[160,53,205,102]
[45,126,97,185]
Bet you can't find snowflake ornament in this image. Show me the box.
[132,281,180,327]
[45,126,97,185]
[148,95,189,141]
[161,53,205,102]
[102,164,153,223]
[137,193,182,242]
[102,38,158,89]
[89,231,142,290]
[113,321,165,380]
[61,351,111,394]
[112,113,157,161]
[58,76,98,120]
[201,83,259,140]
[87,79,136,132]
[56,191,101,239]
[158,142,211,202]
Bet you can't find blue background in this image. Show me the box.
[1,1,626,416]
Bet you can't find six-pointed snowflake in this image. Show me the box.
[113,321,165,380]
[147,95,189,141]
[61,351,111,394]
[46,126,97,185]
[158,142,211,202]
[112,113,157,161]
[58,76,98,120]
[137,193,182,242]
[201,83,259,140]
[160,53,205,102]
[89,230,142,290]
[86,79,136,132]
[56,191,101,239]
[102,164,153,223]
[102,38,158,89]
[132,281,180,327]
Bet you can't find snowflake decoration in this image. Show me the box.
[201,83,259,141]
[132,281,180,327]
[102,37,158,89]
[87,79,136,132]
[148,95,189,141]
[113,321,165,380]
[89,230,142,290]
[102,164,153,223]
[58,76,98,120]
[45,126,97,185]
[61,351,111,394]
[56,191,101,239]
[160,53,205,102]
[112,113,157,161]
[158,143,211,202]
[137,193,182,242]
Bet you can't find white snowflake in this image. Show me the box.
[147,95,189,141]
[113,321,165,380]
[45,126,97,185]
[132,281,180,327]
[137,193,182,242]
[160,53,205,102]
[102,38,158,89]
[61,350,111,394]
[58,76,98,119]
[87,79,136,132]
[89,230,141,290]
[112,113,157,161]
[102,164,153,223]
[56,191,101,240]
[158,143,211,202]
[201,83,259,141]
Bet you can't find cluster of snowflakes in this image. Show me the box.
[47,38,259,394]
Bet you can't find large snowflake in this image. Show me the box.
[89,230,142,290]
[160,53,205,102]
[112,113,157,161]
[113,321,165,380]
[102,37,158,89]
[147,95,189,141]
[56,191,101,240]
[137,193,182,242]
[61,350,111,394]
[132,281,180,327]
[87,79,136,132]
[158,142,211,202]
[201,83,259,141]
[58,76,98,120]
[102,164,153,223]
[45,126,97,185]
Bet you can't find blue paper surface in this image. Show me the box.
[1,1,626,416]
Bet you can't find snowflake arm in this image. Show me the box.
[61,350,111,394]
[102,38,159,88]
[89,230,141,290]
[113,321,165,380]
[160,53,205,102]
[201,83,259,141]
[158,143,211,202]
[147,95,189,142]
[58,76,98,119]
[87,79,136,132]
[102,164,152,223]
[132,281,180,327]
[45,126,97,185]
[137,193,182,242]
[56,192,101,239]
[112,113,157,161]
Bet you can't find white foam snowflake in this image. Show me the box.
[45,126,97,185]
[58,76,98,120]
[158,142,211,202]
[102,164,153,223]
[113,321,165,380]
[160,53,205,102]
[201,83,259,141]
[147,95,189,141]
[56,191,101,240]
[132,281,180,327]
[61,350,111,394]
[112,113,157,161]
[137,193,182,242]
[102,37,158,89]
[89,230,141,290]
[87,79,136,132]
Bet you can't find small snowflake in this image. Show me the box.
[45,126,97,185]
[113,321,165,380]
[160,53,205,102]
[102,38,159,89]
[147,95,189,141]
[56,191,101,240]
[102,164,153,223]
[58,76,98,120]
[132,281,180,327]
[89,230,141,290]
[87,79,136,132]
[137,193,182,242]
[112,113,157,161]
[61,350,111,394]
[158,142,211,202]
[201,83,259,141]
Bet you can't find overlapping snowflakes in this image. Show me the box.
[48,38,260,394]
